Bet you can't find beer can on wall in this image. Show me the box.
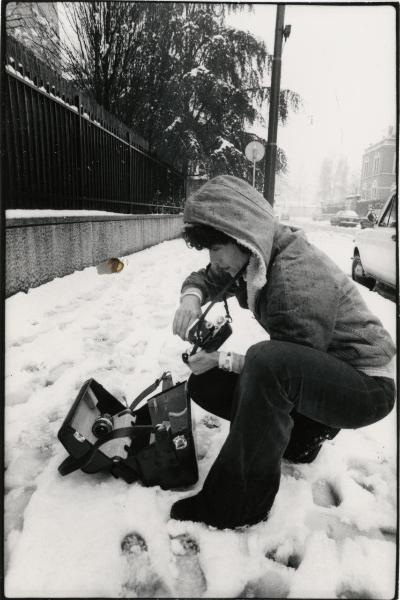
[96,258,125,275]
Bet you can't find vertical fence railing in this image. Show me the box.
[4,36,185,214]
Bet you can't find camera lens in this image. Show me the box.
[92,414,114,438]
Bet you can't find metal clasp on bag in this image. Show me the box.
[173,434,188,450]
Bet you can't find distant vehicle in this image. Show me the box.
[330,210,360,227]
[352,190,397,290]
[280,212,290,221]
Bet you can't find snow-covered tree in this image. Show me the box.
[117,3,300,180]
[16,2,301,184]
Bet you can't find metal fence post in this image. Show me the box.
[4,35,184,214]
[75,92,83,206]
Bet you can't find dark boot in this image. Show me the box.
[283,411,340,463]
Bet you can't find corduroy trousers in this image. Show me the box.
[188,340,395,529]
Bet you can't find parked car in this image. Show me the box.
[352,190,397,290]
[330,210,360,227]
[280,212,290,221]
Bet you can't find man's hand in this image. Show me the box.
[187,350,219,375]
[173,294,202,340]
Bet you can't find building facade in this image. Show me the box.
[359,127,396,211]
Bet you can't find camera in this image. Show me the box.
[186,315,232,354]
[92,413,114,438]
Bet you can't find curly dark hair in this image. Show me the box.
[183,224,249,254]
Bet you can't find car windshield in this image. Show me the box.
[379,193,397,227]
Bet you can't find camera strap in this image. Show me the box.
[129,371,173,411]
[197,260,249,326]
[58,424,156,476]
[182,262,248,361]
[61,371,175,476]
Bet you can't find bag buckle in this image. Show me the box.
[173,434,188,450]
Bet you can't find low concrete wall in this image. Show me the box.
[6,214,184,297]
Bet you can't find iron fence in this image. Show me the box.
[4,36,185,214]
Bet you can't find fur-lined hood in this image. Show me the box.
[183,175,276,311]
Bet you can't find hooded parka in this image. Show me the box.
[182,175,396,375]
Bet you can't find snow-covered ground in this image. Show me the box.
[5,221,397,598]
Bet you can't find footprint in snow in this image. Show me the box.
[265,546,303,570]
[170,533,207,597]
[379,526,396,543]
[195,415,223,460]
[348,466,390,498]
[120,532,169,597]
[201,414,221,429]
[23,363,44,373]
[47,362,74,383]
[306,508,365,544]
[241,569,291,598]
[351,472,376,494]
[281,461,304,480]
[312,478,341,508]
[10,335,35,347]
[347,456,389,476]
[336,583,375,599]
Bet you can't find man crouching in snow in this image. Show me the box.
[170,174,396,530]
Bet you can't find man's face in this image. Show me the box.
[209,242,249,277]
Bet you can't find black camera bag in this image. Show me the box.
[57,373,198,490]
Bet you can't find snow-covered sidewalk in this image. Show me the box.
[5,226,397,598]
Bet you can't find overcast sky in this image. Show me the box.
[227,2,397,191]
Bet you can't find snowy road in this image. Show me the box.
[5,220,397,598]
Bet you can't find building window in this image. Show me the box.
[363,157,369,177]
[373,153,380,175]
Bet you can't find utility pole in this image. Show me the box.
[264,5,288,206]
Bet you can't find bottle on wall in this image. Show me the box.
[96,258,125,275]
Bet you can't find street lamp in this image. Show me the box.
[264,5,290,207]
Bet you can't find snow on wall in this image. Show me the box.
[6,213,183,297]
